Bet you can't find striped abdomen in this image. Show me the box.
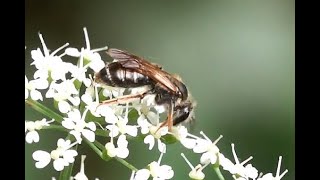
[95,62,153,88]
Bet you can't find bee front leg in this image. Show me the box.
[156,101,174,132]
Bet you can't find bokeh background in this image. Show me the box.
[25,0,294,179]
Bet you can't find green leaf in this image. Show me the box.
[95,129,109,137]
[25,99,64,124]
[128,108,139,122]
[161,134,178,144]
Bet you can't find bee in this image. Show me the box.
[94,48,195,131]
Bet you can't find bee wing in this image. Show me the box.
[106,48,178,93]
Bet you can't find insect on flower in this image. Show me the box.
[94,48,196,131]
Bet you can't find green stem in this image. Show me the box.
[93,140,106,150]
[114,157,138,171]
[42,125,108,137]
[84,139,138,171]
[42,125,69,132]
[25,99,64,124]
[84,138,103,156]
[212,165,225,180]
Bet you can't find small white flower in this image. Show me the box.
[257,156,288,180]
[181,153,209,180]
[192,132,223,165]
[68,61,92,87]
[102,86,126,99]
[170,125,197,149]
[81,85,101,117]
[106,116,138,138]
[134,96,160,125]
[62,109,96,144]
[105,104,138,138]
[149,161,174,180]
[65,27,107,73]
[46,80,80,113]
[73,155,88,180]
[148,152,174,180]
[217,153,235,172]
[25,118,54,143]
[99,105,119,125]
[223,143,258,180]
[32,139,78,171]
[105,134,129,159]
[25,76,48,101]
[132,152,174,180]
[138,117,167,153]
[131,169,150,180]
[30,33,70,82]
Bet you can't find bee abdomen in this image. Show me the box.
[96,62,152,88]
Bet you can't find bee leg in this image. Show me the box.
[156,101,174,132]
[97,90,150,109]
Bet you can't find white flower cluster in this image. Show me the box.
[25,28,288,180]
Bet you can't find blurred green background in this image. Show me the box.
[25,0,294,179]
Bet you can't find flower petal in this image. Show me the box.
[32,150,51,168]
[57,139,71,148]
[70,131,83,144]
[106,125,119,137]
[157,139,166,153]
[62,119,75,130]
[159,165,174,179]
[58,101,71,113]
[125,125,138,137]
[65,48,80,57]
[117,135,128,148]
[68,109,82,121]
[26,131,40,144]
[144,135,155,150]
[82,129,95,142]
[104,111,118,124]
[30,90,43,101]
[200,152,216,165]
[245,164,258,179]
[116,147,129,159]
[33,78,49,89]
[137,115,150,134]
[86,122,96,131]
[193,139,210,153]
[180,138,197,149]
[134,169,150,180]
[81,93,93,105]
[89,57,105,72]
[105,142,116,157]
[34,69,49,80]
[219,154,236,174]
[69,96,81,106]
[63,150,78,163]
[53,158,66,171]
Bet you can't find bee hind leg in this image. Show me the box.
[96,90,150,111]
